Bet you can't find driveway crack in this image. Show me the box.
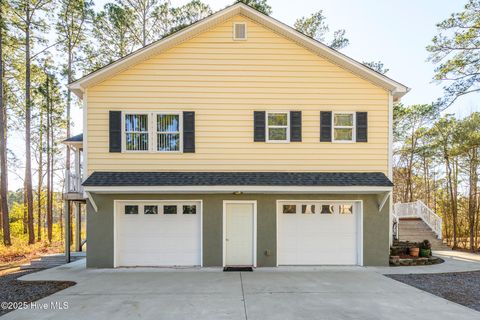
[239,272,248,320]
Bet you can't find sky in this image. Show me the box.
[8,0,479,190]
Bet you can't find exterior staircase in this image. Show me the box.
[20,252,86,270]
[393,200,451,251]
[398,218,450,250]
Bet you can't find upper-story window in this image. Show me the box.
[156,114,181,152]
[123,112,182,152]
[266,112,289,142]
[333,112,355,143]
[125,113,149,151]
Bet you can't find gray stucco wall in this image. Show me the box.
[87,193,389,268]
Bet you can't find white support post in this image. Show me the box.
[416,200,421,219]
[65,146,70,193]
[64,200,71,263]
[74,202,81,252]
[75,148,81,192]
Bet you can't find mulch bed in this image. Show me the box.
[0,269,75,316]
[386,271,480,311]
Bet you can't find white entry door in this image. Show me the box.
[224,201,256,266]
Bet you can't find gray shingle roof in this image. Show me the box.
[83,172,393,187]
[63,133,83,142]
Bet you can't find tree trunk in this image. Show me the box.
[0,14,11,246]
[445,156,457,248]
[23,192,27,234]
[64,45,71,242]
[468,148,478,252]
[46,75,52,242]
[50,87,54,242]
[37,102,43,242]
[142,9,147,46]
[59,195,63,240]
[25,18,35,244]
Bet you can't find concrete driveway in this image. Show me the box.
[3,258,480,320]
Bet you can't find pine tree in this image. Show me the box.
[10,0,52,244]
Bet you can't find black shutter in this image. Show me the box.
[183,111,195,153]
[290,111,302,142]
[320,111,332,142]
[109,111,122,152]
[254,111,266,142]
[356,112,368,142]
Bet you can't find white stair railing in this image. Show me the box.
[65,171,83,194]
[393,200,442,240]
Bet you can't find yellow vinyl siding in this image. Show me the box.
[86,14,389,175]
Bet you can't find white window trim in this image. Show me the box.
[332,111,356,143]
[233,22,247,41]
[153,111,183,153]
[121,111,183,153]
[122,111,151,153]
[266,111,290,143]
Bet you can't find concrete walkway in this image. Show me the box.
[3,255,480,320]
[375,250,480,274]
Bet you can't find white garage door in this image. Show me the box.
[115,200,202,267]
[277,201,360,265]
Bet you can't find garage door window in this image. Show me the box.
[183,205,197,214]
[282,204,296,214]
[321,204,334,214]
[163,205,177,214]
[144,205,158,214]
[301,204,315,214]
[125,205,139,214]
[339,204,353,214]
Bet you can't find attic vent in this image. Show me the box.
[233,22,247,40]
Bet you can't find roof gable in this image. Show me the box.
[70,3,408,100]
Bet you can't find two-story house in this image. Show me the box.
[67,3,408,268]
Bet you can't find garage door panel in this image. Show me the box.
[278,201,359,266]
[118,237,199,252]
[115,201,202,267]
[119,252,197,266]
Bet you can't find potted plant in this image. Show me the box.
[409,246,420,257]
[420,240,432,257]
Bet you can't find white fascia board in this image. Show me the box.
[84,185,393,194]
[69,83,85,99]
[61,141,83,148]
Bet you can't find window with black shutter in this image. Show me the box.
[356,112,368,142]
[253,111,266,142]
[320,111,332,142]
[290,111,302,142]
[109,111,122,152]
[183,111,195,153]
[332,112,355,142]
